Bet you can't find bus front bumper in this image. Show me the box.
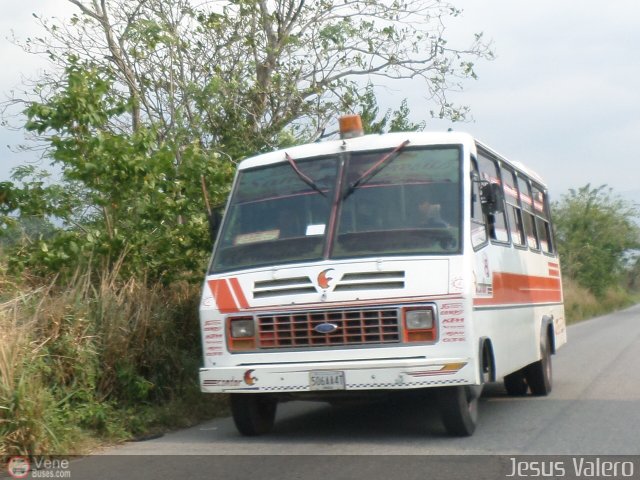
[199,357,475,393]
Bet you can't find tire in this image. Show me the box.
[230,394,278,436]
[437,385,480,437]
[525,333,553,396]
[504,370,529,396]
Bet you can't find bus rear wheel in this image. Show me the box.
[525,334,553,396]
[230,394,278,436]
[437,385,480,437]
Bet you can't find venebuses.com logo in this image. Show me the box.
[7,457,30,479]
[6,456,71,478]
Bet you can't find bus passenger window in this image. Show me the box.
[533,186,553,253]
[471,161,487,248]
[517,176,539,250]
[477,151,509,243]
[501,166,525,246]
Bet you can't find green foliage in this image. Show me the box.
[2,60,234,281]
[562,277,639,324]
[389,99,426,133]
[2,0,493,282]
[553,184,640,297]
[358,84,391,135]
[357,84,425,134]
[626,255,640,291]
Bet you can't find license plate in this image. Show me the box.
[309,370,345,391]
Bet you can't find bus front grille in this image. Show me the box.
[256,308,400,349]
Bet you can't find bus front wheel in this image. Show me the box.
[437,385,480,436]
[230,393,278,436]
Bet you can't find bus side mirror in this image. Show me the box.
[481,182,505,215]
[207,209,223,243]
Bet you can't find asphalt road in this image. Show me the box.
[63,305,640,479]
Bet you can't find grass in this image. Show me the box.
[0,261,228,456]
[562,277,639,324]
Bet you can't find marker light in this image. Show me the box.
[339,114,364,139]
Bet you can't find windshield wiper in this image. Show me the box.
[285,152,327,197]
[342,139,410,199]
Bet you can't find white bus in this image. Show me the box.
[199,116,566,436]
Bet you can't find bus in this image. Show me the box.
[199,115,566,437]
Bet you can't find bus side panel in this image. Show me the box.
[471,244,565,379]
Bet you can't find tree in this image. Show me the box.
[358,84,425,134]
[2,60,234,280]
[552,184,640,297]
[16,0,491,151]
[1,0,492,280]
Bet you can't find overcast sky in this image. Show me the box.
[1,1,639,202]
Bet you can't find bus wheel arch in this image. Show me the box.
[544,316,557,354]
[478,337,496,384]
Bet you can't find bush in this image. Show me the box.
[0,262,227,455]
[553,185,640,297]
[562,277,638,324]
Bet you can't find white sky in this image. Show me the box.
[1,0,639,202]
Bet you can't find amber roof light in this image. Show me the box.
[338,114,364,139]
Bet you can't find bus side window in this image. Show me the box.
[501,165,525,247]
[477,151,509,243]
[533,185,554,253]
[471,159,488,249]
[517,176,540,250]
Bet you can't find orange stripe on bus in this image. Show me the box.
[208,279,238,313]
[473,272,562,307]
[548,268,560,277]
[229,278,249,309]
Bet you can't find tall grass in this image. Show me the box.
[0,261,227,455]
[563,277,638,324]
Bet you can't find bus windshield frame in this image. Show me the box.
[210,145,463,273]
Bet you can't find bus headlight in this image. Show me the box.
[403,307,437,343]
[227,317,256,352]
[405,309,434,330]
[230,318,255,338]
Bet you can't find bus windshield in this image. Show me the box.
[211,146,461,273]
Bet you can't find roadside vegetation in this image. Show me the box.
[0,0,638,456]
[552,185,640,323]
[0,259,228,455]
